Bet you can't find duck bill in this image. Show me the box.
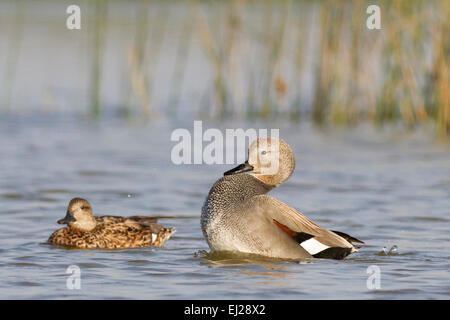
[224,161,254,176]
[57,213,75,225]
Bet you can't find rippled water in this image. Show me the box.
[1,115,449,299]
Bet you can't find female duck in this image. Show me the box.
[48,198,175,249]
[201,138,363,260]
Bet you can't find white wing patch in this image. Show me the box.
[151,233,157,243]
[300,238,330,255]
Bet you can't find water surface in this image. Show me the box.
[0,115,449,299]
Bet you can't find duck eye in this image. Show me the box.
[81,206,90,210]
[261,151,267,155]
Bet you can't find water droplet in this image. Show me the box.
[378,245,399,256]
[388,245,398,255]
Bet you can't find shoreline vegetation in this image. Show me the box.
[0,0,449,139]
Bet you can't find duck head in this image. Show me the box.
[224,137,295,186]
[58,198,97,231]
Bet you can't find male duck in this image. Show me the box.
[48,198,175,249]
[201,138,363,260]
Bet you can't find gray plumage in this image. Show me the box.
[201,138,364,260]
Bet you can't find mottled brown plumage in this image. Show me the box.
[48,198,175,249]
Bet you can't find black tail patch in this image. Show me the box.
[313,247,352,260]
[331,230,364,244]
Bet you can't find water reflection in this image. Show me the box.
[198,250,314,276]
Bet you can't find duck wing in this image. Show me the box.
[96,215,162,233]
[95,215,126,224]
[249,195,363,259]
[125,216,162,233]
[125,216,158,225]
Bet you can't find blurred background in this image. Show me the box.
[0,0,449,138]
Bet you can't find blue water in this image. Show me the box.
[0,115,449,299]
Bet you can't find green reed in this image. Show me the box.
[90,0,107,118]
[101,0,450,139]
[83,0,450,138]
[2,0,25,112]
[2,0,449,140]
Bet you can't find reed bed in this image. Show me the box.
[1,0,449,138]
[90,0,107,118]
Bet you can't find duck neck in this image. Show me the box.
[202,174,275,221]
[71,219,97,232]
